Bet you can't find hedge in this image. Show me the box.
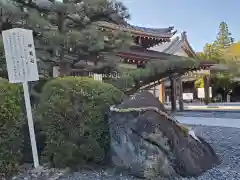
[0,79,23,178]
[36,77,124,168]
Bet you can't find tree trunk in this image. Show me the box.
[58,11,72,76]
[170,77,177,112]
[178,77,184,111]
[203,76,210,105]
[222,90,229,102]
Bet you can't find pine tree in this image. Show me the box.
[0,0,133,76]
[199,22,234,64]
[214,21,234,49]
[0,37,7,78]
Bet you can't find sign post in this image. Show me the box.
[2,28,40,168]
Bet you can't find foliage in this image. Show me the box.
[0,53,7,78]
[0,78,23,178]
[225,42,240,59]
[197,21,239,96]
[0,3,53,78]
[2,0,133,76]
[0,38,7,78]
[223,42,240,77]
[36,76,124,168]
[198,22,234,64]
[211,72,233,92]
[108,56,199,94]
[194,78,204,88]
[198,43,225,63]
[214,21,234,49]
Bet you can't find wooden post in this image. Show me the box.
[159,81,165,103]
[178,77,184,111]
[170,77,177,112]
[203,75,210,105]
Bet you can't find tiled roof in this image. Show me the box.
[128,25,174,34]
[97,21,176,39]
[149,32,196,57]
[163,35,183,54]
[117,45,197,62]
[148,33,181,53]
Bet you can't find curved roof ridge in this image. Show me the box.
[97,21,176,39]
[182,31,197,57]
[128,24,174,34]
[170,32,181,40]
[181,31,187,40]
[164,31,193,54]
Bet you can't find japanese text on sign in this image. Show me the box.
[2,28,39,83]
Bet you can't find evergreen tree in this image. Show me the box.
[0,0,133,76]
[202,43,225,63]
[214,21,234,49]
[0,38,7,78]
[1,0,200,93]
[198,22,235,64]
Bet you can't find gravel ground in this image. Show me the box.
[173,111,240,119]
[60,125,240,180]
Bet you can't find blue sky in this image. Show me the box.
[120,0,239,52]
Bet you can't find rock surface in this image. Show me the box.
[108,91,220,179]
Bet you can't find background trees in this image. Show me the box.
[198,21,240,101]
[214,21,234,49]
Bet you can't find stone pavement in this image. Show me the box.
[173,111,240,119]
[175,114,240,128]
[165,102,240,111]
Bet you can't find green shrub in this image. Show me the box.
[0,79,23,178]
[21,120,46,164]
[21,79,49,163]
[36,77,124,168]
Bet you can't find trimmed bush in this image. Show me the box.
[0,79,23,178]
[21,79,50,163]
[36,77,124,168]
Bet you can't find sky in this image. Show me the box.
[120,0,239,52]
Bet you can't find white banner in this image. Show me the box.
[198,87,212,98]
[198,88,205,98]
[183,93,193,100]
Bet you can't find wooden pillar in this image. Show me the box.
[203,75,210,105]
[170,77,177,112]
[159,81,165,103]
[178,77,184,111]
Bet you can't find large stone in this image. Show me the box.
[108,91,220,179]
